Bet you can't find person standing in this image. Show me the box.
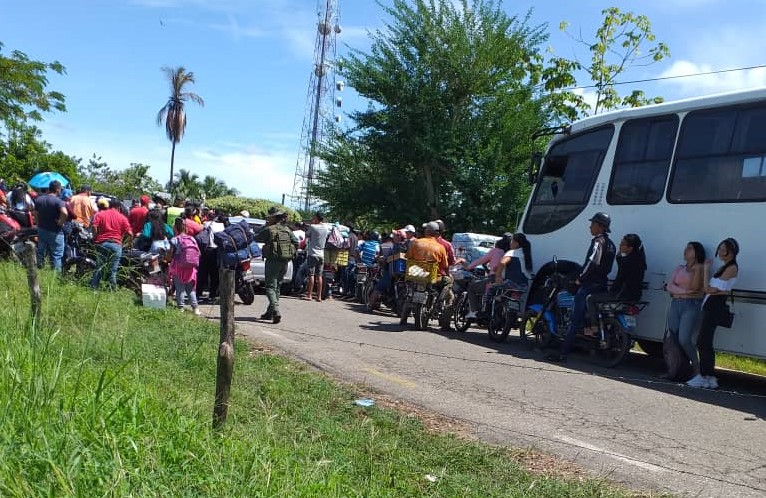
[304,212,331,302]
[256,207,298,323]
[548,212,616,363]
[34,180,68,271]
[128,195,151,236]
[169,217,201,315]
[90,198,132,290]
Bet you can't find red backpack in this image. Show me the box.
[175,234,200,268]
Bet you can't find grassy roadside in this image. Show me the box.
[0,262,633,497]
[717,353,766,377]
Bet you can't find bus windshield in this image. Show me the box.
[523,126,613,234]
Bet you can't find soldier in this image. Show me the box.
[256,207,298,323]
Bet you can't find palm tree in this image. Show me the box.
[173,168,201,200]
[156,66,204,189]
[201,175,240,199]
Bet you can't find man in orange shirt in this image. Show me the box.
[70,184,94,227]
[405,221,448,276]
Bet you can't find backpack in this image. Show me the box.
[195,225,212,252]
[326,225,347,249]
[213,220,252,252]
[268,224,296,261]
[662,328,692,381]
[175,234,200,268]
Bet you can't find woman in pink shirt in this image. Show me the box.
[462,237,511,319]
[665,242,705,377]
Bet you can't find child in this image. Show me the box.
[170,217,202,315]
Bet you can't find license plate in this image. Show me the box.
[506,300,521,312]
[622,315,637,328]
[412,291,427,304]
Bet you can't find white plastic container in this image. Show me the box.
[141,284,167,309]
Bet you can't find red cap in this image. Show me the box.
[140,195,150,206]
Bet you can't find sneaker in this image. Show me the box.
[192,308,201,316]
[272,314,282,324]
[706,376,719,389]
[686,374,709,388]
[260,310,274,320]
[465,311,477,319]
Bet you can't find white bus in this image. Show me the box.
[522,87,766,359]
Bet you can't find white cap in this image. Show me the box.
[404,224,416,233]
[240,210,250,218]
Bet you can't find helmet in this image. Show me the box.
[589,212,611,232]
[368,230,380,241]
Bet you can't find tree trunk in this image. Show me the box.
[169,140,177,192]
[21,241,41,321]
[213,268,235,430]
[422,164,439,220]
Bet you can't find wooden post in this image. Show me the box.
[213,268,235,430]
[21,241,41,321]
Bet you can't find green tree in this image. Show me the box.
[0,41,66,132]
[313,0,548,232]
[200,175,238,199]
[543,7,670,118]
[156,66,204,189]
[205,196,300,223]
[171,168,201,200]
[0,123,80,185]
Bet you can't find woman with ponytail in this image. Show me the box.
[585,233,646,335]
[494,233,533,290]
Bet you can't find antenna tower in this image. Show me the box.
[291,0,343,213]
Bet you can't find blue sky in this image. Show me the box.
[2,0,765,202]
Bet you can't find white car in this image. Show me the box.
[227,216,294,290]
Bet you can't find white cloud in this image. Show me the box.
[659,60,766,96]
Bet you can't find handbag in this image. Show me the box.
[711,293,734,329]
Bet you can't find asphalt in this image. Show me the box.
[199,294,766,498]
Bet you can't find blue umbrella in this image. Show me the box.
[28,171,70,190]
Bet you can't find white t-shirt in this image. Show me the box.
[702,276,738,307]
[504,248,532,280]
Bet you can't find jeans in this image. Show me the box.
[174,274,198,309]
[667,298,703,372]
[561,283,604,355]
[37,228,65,272]
[91,241,122,289]
[342,261,356,296]
[264,259,288,314]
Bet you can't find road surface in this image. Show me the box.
[201,295,766,497]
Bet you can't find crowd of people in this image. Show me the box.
[0,179,740,389]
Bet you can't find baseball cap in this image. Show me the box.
[404,224,416,233]
[140,195,151,206]
[240,210,250,218]
[422,221,440,232]
[97,197,110,208]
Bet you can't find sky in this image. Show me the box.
[2,0,766,204]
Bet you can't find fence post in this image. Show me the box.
[213,268,235,430]
[21,241,41,321]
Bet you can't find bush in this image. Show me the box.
[205,196,301,223]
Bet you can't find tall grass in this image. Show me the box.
[0,262,629,497]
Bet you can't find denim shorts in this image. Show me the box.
[306,255,324,276]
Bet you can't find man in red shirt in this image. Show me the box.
[90,198,132,290]
[128,195,150,236]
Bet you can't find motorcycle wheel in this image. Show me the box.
[487,301,510,342]
[237,282,256,305]
[595,318,633,368]
[413,303,429,331]
[61,258,96,282]
[453,293,471,333]
[520,311,553,349]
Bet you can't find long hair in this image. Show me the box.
[714,237,739,278]
[147,209,166,241]
[496,237,511,252]
[687,241,706,265]
[512,233,533,273]
[174,216,187,235]
[623,233,647,270]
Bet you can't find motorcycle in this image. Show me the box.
[235,257,256,305]
[452,267,525,342]
[399,261,453,331]
[519,257,648,367]
[354,263,369,303]
[61,223,98,279]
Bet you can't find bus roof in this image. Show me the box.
[567,86,766,135]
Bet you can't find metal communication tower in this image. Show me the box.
[291,0,343,213]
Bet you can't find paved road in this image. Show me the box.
[201,295,766,497]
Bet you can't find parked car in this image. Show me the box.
[227,216,294,292]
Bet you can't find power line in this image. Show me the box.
[563,63,766,91]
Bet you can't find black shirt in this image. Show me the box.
[34,194,66,232]
[610,251,644,301]
[579,233,616,288]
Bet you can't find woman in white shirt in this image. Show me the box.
[687,238,739,389]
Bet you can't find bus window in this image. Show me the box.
[524,126,613,234]
[669,104,766,203]
[608,116,678,205]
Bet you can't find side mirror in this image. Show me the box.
[528,152,542,185]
